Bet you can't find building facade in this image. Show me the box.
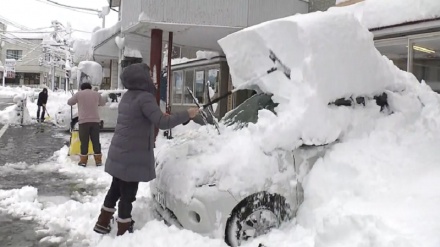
[336,0,440,92]
[94,0,309,118]
[1,32,65,89]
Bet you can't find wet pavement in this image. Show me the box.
[0,115,85,246]
[0,97,14,111]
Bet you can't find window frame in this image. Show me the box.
[6,50,23,61]
[172,70,184,104]
[172,64,221,106]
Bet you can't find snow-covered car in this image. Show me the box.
[55,90,125,131]
[150,10,424,246]
[151,91,390,246]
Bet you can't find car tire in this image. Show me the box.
[225,192,290,247]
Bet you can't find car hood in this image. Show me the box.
[154,125,298,204]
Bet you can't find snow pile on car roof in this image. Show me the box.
[219,11,423,148]
[219,11,415,104]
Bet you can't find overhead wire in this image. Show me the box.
[0,15,32,30]
[33,0,98,15]
[0,34,41,49]
[5,32,43,45]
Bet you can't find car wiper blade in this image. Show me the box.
[186,87,221,135]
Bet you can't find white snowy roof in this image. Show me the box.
[330,0,440,30]
[123,47,142,58]
[91,21,121,48]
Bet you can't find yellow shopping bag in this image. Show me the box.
[69,130,94,156]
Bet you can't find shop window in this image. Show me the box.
[23,73,40,85]
[411,35,440,92]
[183,70,195,104]
[6,50,23,60]
[173,71,183,104]
[207,68,220,96]
[375,39,408,71]
[172,46,182,59]
[195,70,205,103]
[102,78,111,90]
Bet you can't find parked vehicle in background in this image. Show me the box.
[55,90,126,131]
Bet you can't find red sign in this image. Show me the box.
[6,71,15,78]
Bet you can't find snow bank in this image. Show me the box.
[0,86,73,125]
[91,21,121,48]
[330,0,440,29]
[77,61,103,86]
[0,86,35,125]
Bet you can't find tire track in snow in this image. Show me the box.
[0,124,9,140]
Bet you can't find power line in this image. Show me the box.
[0,15,32,30]
[46,0,100,13]
[33,0,97,15]
[71,29,92,34]
[0,35,40,48]
[3,31,52,34]
[1,32,41,46]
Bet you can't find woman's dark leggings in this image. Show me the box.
[103,177,139,220]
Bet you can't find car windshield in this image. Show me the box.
[222,93,277,127]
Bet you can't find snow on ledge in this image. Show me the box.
[196,50,220,59]
[91,21,121,48]
[124,47,143,58]
[330,0,440,29]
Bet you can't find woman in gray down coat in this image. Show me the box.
[93,63,199,236]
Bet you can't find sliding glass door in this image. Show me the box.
[411,34,440,92]
[375,32,440,93]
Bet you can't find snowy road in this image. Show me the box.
[0,124,82,247]
[0,97,14,111]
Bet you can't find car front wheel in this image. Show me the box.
[225,192,290,247]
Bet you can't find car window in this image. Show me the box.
[222,94,277,127]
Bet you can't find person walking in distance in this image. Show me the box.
[93,63,199,236]
[36,88,48,122]
[67,82,106,167]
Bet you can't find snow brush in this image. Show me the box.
[201,49,291,110]
[43,105,52,121]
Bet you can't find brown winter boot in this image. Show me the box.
[93,207,115,234]
[78,155,88,167]
[94,154,103,166]
[117,219,135,236]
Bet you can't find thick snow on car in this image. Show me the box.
[151,11,424,247]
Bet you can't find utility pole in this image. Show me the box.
[40,20,73,91]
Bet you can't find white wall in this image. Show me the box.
[110,59,119,89]
[121,0,308,32]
